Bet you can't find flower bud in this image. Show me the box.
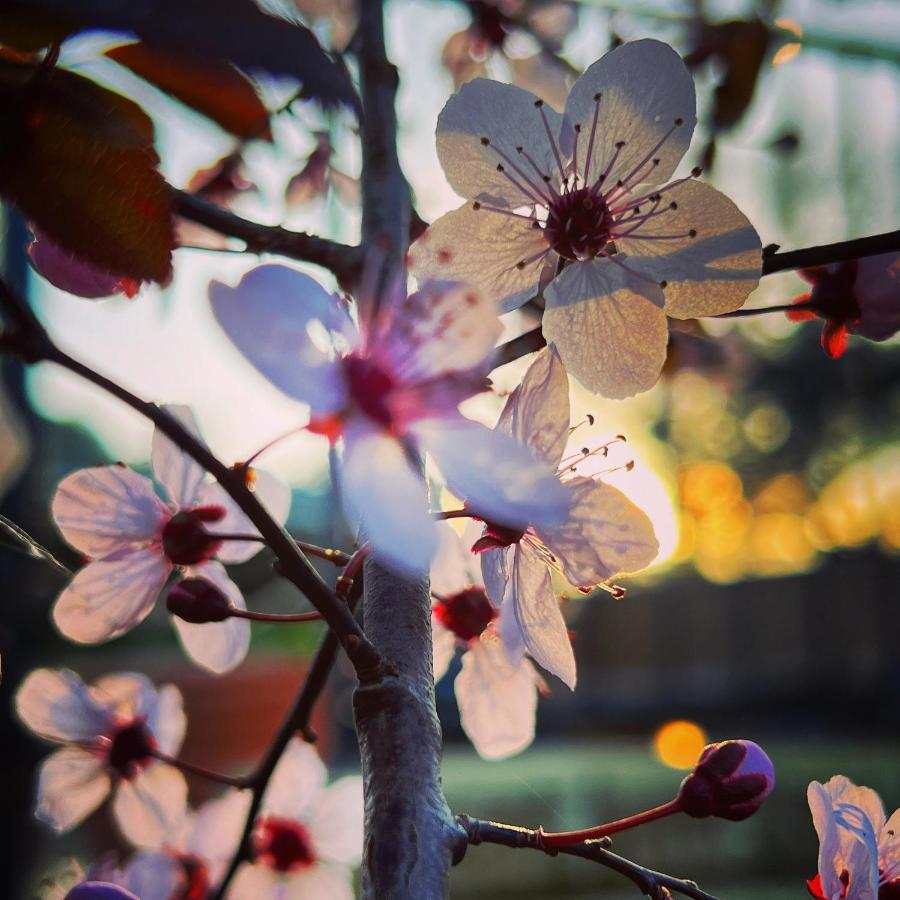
[166,578,232,624]
[66,884,139,900]
[677,739,775,821]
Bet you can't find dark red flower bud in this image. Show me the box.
[677,739,775,821]
[166,578,232,624]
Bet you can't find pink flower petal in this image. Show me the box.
[15,668,113,743]
[35,746,111,832]
[113,764,188,849]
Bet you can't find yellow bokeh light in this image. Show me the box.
[653,720,708,770]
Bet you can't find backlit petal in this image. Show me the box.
[431,522,480,596]
[15,668,113,743]
[228,863,281,899]
[262,737,326,822]
[52,466,167,557]
[283,865,356,900]
[432,616,457,682]
[53,549,171,643]
[309,776,364,866]
[114,765,188,849]
[187,788,253,863]
[543,258,667,399]
[35,747,110,833]
[480,545,512,608]
[121,851,184,900]
[151,405,208,508]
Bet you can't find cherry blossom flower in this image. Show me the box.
[229,738,363,899]
[110,787,252,900]
[431,522,538,759]
[15,668,187,835]
[210,264,570,576]
[28,227,140,300]
[410,39,762,399]
[50,405,290,674]
[475,346,658,688]
[787,253,900,359]
[807,776,900,900]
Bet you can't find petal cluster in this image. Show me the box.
[410,39,762,398]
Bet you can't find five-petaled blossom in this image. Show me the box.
[103,788,251,900]
[431,522,539,759]
[229,738,363,899]
[807,776,900,899]
[787,252,900,359]
[51,405,290,673]
[15,668,187,835]
[210,264,570,576]
[410,38,762,399]
[475,346,658,688]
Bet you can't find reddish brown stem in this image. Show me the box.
[541,798,682,848]
[230,608,323,623]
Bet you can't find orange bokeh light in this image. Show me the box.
[653,720,708,770]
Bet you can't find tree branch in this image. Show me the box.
[492,228,900,368]
[0,276,383,680]
[171,188,363,286]
[352,1,466,897]
[457,816,719,900]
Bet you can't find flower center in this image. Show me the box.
[470,521,527,553]
[106,719,156,779]
[253,816,317,872]
[343,354,397,429]
[433,587,497,642]
[809,261,861,324]
[544,187,613,260]
[175,854,210,900]
[161,506,226,566]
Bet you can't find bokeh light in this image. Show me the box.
[653,720,708,770]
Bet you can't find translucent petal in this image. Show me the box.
[480,545,512,608]
[414,416,571,532]
[512,545,576,689]
[187,788,253,863]
[563,40,695,188]
[536,476,658,586]
[436,78,564,206]
[284,864,356,900]
[149,684,187,757]
[543,258,668,399]
[309,776,364,866]
[496,345,570,468]
[616,180,762,318]
[151,405,208,508]
[173,562,250,674]
[261,737,326,822]
[431,521,481,596]
[209,264,350,415]
[52,466,167,557]
[113,764,188,849]
[90,672,158,720]
[229,863,281,899]
[341,422,438,577]
[35,747,110,833]
[121,851,184,900]
[53,549,171,643]
[408,204,548,314]
[455,638,537,760]
[15,668,113,743]
[432,617,457,682]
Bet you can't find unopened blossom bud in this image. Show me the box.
[66,884,139,900]
[166,578,232,623]
[677,739,775,821]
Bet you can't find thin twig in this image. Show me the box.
[0,514,71,578]
[457,816,719,900]
[152,750,249,789]
[492,228,900,367]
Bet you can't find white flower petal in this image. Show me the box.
[309,776,364,866]
[496,596,527,664]
[209,264,349,416]
[151,405,208,508]
[199,469,291,565]
[173,563,250,674]
[340,423,437,577]
[407,204,549,314]
[543,258,667,399]
[537,476,658,586]
[283,864,356,900]
[436,78,564,206]
[431,522,480,595]
[455,638,537,760]
[35,747,110,833]
[414,417,570,532]
[431,616,457,682]
[53,549,171,643]
[617,180,762,318]
[15,668,113,743]
[378,279,503,380]
[261,737,326,821]
[496,345,570,468]
[149,684,187,757]
[52,466,168,557]
[512,545,576,689]
[89,672,158,719]
[188,788,253,863]
[122,851,184,900]
[480,545,512,608]
[113,764,189,849]
[229,862,281,899]
[563,40,695,188]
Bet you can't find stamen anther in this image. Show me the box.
[481,137,491,146]
[691,166,702,177]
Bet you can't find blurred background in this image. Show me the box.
[1,0,899,896]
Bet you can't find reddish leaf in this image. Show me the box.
[786,293,817,322]
[0,61,174,283]
[107,43,271,140]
